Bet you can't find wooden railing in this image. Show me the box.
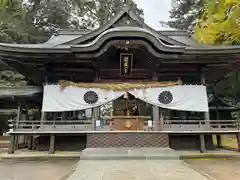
[9,119,240,132]
[163,120,239,131]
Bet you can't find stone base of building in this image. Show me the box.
[12,133,215,151]
[33,135,86,151]
[86,132,169,148]
[169,134,215,150]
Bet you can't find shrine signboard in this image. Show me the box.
[120,53,133,76]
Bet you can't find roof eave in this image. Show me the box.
[185,46,240,54]
[0,44,72,54]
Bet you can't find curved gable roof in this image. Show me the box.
[70,26,185,53]
[61,7,187,46]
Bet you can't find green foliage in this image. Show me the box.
[0,71,27,86]
[0,0,143,44]
[194,0,240,45]
[167,0,205,30]
[232,111,240,120]
[215,72,240,106]
[0,0,143,86]
[0,0,29,43]
[193,0,240,108]
[231,111,240,126]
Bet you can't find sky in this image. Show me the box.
[133,0,172,30]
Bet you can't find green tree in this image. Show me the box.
[214,72,240,106]
[167,0,205,31]
[0,0,143,85]
[194,0,240,106]
[24,0,143,38]
[0,0,32,43]
[0,0,143,44]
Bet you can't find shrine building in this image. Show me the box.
[0,7,240,153]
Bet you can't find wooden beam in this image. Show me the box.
[99,72,200,77]
[100,68,198,73]
[99,76,149,80]
[51,68,95,73]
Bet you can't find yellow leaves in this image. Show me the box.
[194,0,240,45]
[224,0,240,6]
[194,22,220,44]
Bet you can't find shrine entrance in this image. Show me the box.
[107,92,151,131]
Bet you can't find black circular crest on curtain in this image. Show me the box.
[84,91,99,104]
[158,91,173,104]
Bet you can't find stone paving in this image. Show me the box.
[0,148,239,180]
[67,160,210,180]
[0,160,78,180]
[67,148,210,180]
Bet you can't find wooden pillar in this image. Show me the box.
[40,112,46,126]
[216,135,222,148]
[152,72,161,130]
[215,108,222,148]
[41,79,48,126]
[27,136,33,150]
[15,105,23,149]
[8,135,15,154]
[92,108,95,131]
[62,112,67,124]
[91,75,100,131]
[199,67,208,153]
[160,110,164,130]
[200,67,210,122]
[92,107,100,131]
[16,104,22,128]
[200,134,206,153]
[152,105,160,130]
[49,134,55,154]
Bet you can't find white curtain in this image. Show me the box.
[129,85,209,112]
[42,85,209,112]
[42,85,124,112]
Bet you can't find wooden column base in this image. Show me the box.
[49,134,55,154]
[27,136,33,150]
[200,134,206,153]
[216,135,222,148]
[8,136,15,154]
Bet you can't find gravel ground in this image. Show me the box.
[0,160,78,180]
[186,160,240,180]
